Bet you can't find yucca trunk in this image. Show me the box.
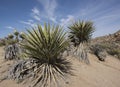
[4,44,21,60]
[72,42,89,64]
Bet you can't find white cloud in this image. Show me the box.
[31,7,41,21]
[60,15,75,26]
[28,19,34,22]
[72,0,120,37]
[50,17,57,23]
[33,15,40,21]
[38,0,57,23]
[20,20,37,27]
[32,7,40,16]
[20,21,32,25]
[6,26,15,29]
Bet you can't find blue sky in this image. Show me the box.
[0,0,120,38]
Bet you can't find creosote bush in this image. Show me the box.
[107,48,120,59]
[9,23,72,87]
[89,44,106,61]
[95,42,120,60]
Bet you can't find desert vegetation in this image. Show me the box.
[4,23,73,87]
[0,30,25,46]
[0,39,5,47]
[1,20,95,87]
[91,30,120,60]
[3,30,24,60]
[0,20,120,87]
[68,20,95,63]
[91,42,120,60]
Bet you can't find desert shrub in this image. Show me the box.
[102,43,120,58]
[108,49,119,55]
[8,23,72,87]
[94,42,120,60]
[68,20,95,63]
[107,49,120,59]
[4,44,21,60]
[14,30,19,42]
[6,39,17,45]
[118,54,120,59]
[19,32,25,40]
[0,39,5,46]
[89,44,106,61]
[4,32,22,60]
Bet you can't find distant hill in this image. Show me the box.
[91,30,120,59]
[92,30,120,43]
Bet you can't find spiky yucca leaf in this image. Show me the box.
[22,24,68,62]
[68,20,95,64]
[19,23,72,87]
[68,20,95,46]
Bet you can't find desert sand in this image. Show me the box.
[0,46,120,87]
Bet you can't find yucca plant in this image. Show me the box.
[18,23,72,87]
[19,32,25,40]
[8,34,14,39]
[14,29,19,42]
[4,33,21,60]
[6,34,15,45]
[68,20,95,64]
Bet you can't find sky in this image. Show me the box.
[0,0,120,38]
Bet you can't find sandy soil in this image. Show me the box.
[0,47,120,87]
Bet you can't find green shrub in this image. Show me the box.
[96,42,120,60]
[68,20,95,63]
[0,39,6,47]
[108,49,120,59]
[20,23,72,87]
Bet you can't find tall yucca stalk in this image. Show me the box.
[68,20,95,64]
[21,23,72,87]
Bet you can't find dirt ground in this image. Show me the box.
[0,46,120,87]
